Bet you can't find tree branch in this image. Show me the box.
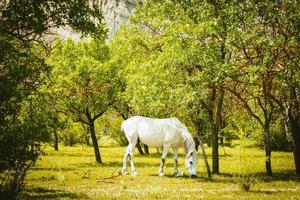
[226,87,264,126]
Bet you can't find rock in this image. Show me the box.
[99,0,136,39]
[54,0,137,41]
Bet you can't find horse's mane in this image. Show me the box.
[172,118,195,155]
[179,126,195,156]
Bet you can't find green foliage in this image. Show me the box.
[96,110,128,146]
[1,0,299,197]
[47,38,113,124]
[110,0,235,153]
[0,93,54,200]
[252,119,293,152]
[46,38,117,163]
[0,38,49,199]
[107,0,300,175]
[0,0,106,198]
[60,123,83,147]
[0,0,106,40]
[0,36,47,121]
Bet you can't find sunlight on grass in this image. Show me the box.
[23,144,300,200]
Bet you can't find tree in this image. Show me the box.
[224,0,300,175]
[130,0,233,174]
[47,39,114,163]
[0,0,105,42]
[0,45,51,198]
[0,0,105,198]
[110,1,218,176]
[258,1,300,175]
[110,0,299,177]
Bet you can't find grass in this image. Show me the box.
[22,143,300,200]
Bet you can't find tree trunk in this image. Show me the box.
[220,136,224,145]
[86,133,90,146]
[85,128,90,146]
[263,126,272,176]
[194,137,199,151]
[156,148,160,154]
[195,120,212,178]
[291,119,300,175]
[211,86,224,174]
[198,135,212,178]
[89,120,102,163]
[289,86,300,175]
[82,123,90,146]
[144,144,149,155]
[211,125,219,174]
[136,143,144,155]
[54,131,58,151]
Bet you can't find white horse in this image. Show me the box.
[121,116,197,178]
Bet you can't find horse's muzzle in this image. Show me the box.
[190,174,197,178]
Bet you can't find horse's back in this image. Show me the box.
[122,116,184,147]
[122,116,181,130]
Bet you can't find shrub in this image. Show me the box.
[0,112,46,199]
[61,128,81,147]
[97,112,128,146]
[238,175,255,192]
[252,121,293,151]
[0,158,37,200]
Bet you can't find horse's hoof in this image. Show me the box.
[132,171,138,176]
[122,169,129,175]
[158,172,165,177]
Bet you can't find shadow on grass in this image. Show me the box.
[44,152,94,157]
[208,171,300,183]
[74,161,165,168]
[207,171,300,183]
[247,171,300,182]
[135,152,181,158]
[21,187,88,200]
[31,161,163,172]
[34,160,163,170]
[147,171,300,184]
[148,173,234,183]
[249,190,282,195]
[31,167,76,171]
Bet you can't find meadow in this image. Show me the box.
[22,142,300,200]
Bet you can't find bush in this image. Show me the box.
[238,174,258,192]
[101,123,128,146]
[97,112,128,146]
[0,111,47,199]
[269,130,293,151]
[252,121,293,151]
[0,159,37,200]
[61,127,82,147]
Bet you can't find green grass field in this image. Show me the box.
[22,143,300,200]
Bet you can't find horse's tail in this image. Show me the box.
[121,121,125,135]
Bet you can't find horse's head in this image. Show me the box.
[186,151,197,178]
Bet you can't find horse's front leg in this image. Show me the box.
[158,144,171,177]
[128,143,138,176]
[173,148,179,176]
[122,143,137,176]
[122,146,130,175]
